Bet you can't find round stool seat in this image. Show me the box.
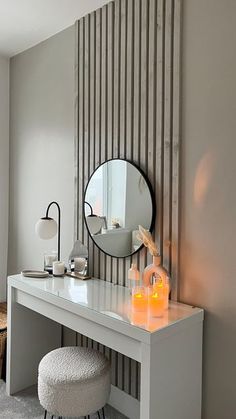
[38,347,111,417]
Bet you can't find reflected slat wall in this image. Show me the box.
[72,0,181,400]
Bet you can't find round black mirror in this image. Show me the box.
[84,159,155,258]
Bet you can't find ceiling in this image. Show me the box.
[0,0,110,57]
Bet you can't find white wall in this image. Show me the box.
[8,26,75,275]
[181,1,236,418]
[0,55,9,301]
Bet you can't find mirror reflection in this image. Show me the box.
[84,159,154,258]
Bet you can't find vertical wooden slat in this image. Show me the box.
[146,0,157,267]
[99,5,108,283]
[94,8,102,279]
[111,0,120,341]
[133,0,141,166]
[117,274,125,389]
[129,0,141,399]
[111,0,121,290]
[131,0,141,278]
[84,14,90,255]
[124,0,134,290]
[106,2,114,284]
[147,0,156,269]
[107,2,114,160]
[117,0,127,299]
[78,19,84,242]
[101,5,108,164]
[119,0,127,160]
[76,333,82,347]
[88,11,96,277]
[113,0,121,159]
[74,21,79,242]
[126,0,134,162]
[63,327,77,347]
[171,0,181,300]
[140,0,148,172]
[74,0,181,401]
[139,0,149,275]
[95,8,102,168]
[163,0,173,272]
[90,12,96,176]
[147,0,156,188]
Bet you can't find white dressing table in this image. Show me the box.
[7,274,203,419]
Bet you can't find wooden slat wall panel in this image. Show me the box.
[71,0,181,400]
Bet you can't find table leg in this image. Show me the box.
[140,322,202,419]
[6,285,61,395]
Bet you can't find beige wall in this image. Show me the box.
[181,1,236,418]
[0,55,9,301]
[8,26,75,276]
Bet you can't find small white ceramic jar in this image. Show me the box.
[53,261,65,276]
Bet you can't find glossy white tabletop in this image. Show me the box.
[9,274,203,335]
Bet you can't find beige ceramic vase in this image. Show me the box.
[143,255,170,309]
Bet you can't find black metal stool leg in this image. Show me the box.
[43,410,47,419]
[102,407,105,419]
[97,411,101,419]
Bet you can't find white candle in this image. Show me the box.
[74,257,86,273]
[53,261,65,276]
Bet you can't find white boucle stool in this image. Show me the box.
[38,347,111,419]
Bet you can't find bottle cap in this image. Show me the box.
[128,263,140,280]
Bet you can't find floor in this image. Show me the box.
[0,380,126,419]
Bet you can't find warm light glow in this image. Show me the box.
[129,310,148,327]
[194,151,216,208]
[153,279,169,310]
[148,286,164,317]
[131,287,148,312]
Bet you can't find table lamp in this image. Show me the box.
[35,201,61,261]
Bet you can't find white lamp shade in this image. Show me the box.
[86,216,103,235]
[35,218,57,240]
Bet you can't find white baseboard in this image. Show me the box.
[108,385,140,419]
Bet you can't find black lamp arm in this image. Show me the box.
[84,201,94,217]
[45,201,61,261]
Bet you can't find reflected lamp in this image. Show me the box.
[84,201,103,235]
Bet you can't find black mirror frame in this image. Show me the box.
[83,158,156,259]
